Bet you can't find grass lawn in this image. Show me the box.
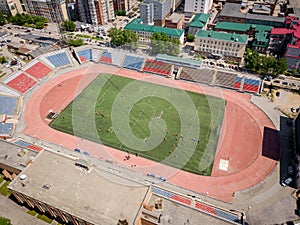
[0,181,11,197]
[36,214,52,224]
[50,74,225,175]
[0,174,4,184]
[27,210,37,216]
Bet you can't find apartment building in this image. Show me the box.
[184,0,212,14]
[125,18,185,44]
[113,0,136,12]
[0,0,23,16]
[141,0,182,26]
[194,30,248,62]
[77,0,115,25]
[22,0,68,23]
[140,2,154,25]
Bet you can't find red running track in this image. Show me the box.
[23,64,277,202]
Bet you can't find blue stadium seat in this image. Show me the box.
[123,55,144,70]
[0,123,13,135]
[14,140,31,147]
[215,209,239,222]
[152,187,174,198]
[0,96,17,115]
[77,49,93,61]
[46,52,71,68]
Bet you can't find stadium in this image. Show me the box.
[0,46,280,224]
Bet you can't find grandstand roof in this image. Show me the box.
[125,19,184,37]
[156,54,201,67]
[0,140,38,172]
[189,13,210,28]
[195,30,248,44]
[9,150,149,225]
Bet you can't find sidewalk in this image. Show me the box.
[0,195,50,225]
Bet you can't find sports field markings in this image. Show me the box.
[50,74,226,175]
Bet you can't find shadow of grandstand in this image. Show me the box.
[278,116,295,187]
[262,126,280,161]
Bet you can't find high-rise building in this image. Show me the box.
[140,0,182,26]
[0,0,23,16]
[77,0,115,25]
[113,0,136,12]
[184,0,213,14]
[22,0,69,23]
[140,2,154,25]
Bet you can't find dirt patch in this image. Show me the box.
[271,89,300,118]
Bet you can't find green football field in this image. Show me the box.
[50,74,226,175]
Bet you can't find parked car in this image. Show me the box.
[282,81,289,85]
[281,177,293,187]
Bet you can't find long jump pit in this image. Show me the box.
[23,64,279,203]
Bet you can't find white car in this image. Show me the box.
[281,177,292,187]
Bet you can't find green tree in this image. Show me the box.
[10,13,47,28]
[150,32,180,56]
[0,217,12,225]
[186,33,195,42]
[0,12,6,25]
[244,48,287,76]
[61,20,76,32]
[115,10,126,16]
[69,38,84,46]
[109,28,138,50]
[0,56,7,64]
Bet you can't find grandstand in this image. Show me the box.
[0,85,20,97]
[156,54,201,69]
[92,49,102,62]
[23,60,52,79]
[111,50,126,67]
[0,95,18,115]
[44,51,71,68]
[180,68,214,84]
[3,72,37,93]
[143,59,172,77]
[13,139,43,152]
[243,77,261,93]
[234,75,243,89]
[215,71,238,89]
[122,55,145,70]
[99,51,112,64]
[77,48,93,62]
[151,186,240,224]
[0,123,13,137]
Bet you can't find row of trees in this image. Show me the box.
[108,27,139,50]
[150,32,180,56]
[9,13,47,29]
[244,48,287,76]
[108,28,180,56]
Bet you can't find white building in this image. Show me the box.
[77,0,115,25]
[184,0,213,14]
